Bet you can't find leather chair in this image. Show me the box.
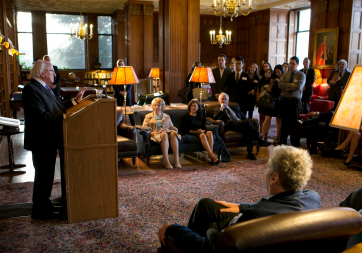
[311,83,330,102]
[202,101,259,151]
[116,107,137,166]
[134,109,223,166]
[159,207,362,253]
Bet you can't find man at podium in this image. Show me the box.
[22,60,87,220]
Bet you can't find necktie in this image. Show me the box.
[236,73,240,82]
[225,108,240,121]
[289,72,294,83]
[45,85,54,96]
[339,71,343,78]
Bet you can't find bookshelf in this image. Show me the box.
[84,70,113,93]
[20,70,30,86]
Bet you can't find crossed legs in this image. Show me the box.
[199,131,218,162]
[336,131,361,163]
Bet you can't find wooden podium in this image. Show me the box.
[63,95,119,223]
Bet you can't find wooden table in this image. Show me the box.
[60,87,97,100]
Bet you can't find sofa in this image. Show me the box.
[202,101,259,152]
[311,83,330,102]
[134,109,223,166]
[116,106,137,166]
[159,207,362,253]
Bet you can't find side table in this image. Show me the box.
[0,128,26,171]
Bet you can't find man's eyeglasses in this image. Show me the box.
[44,69,55,72]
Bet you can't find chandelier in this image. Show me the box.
[209,15,231,48]
[212,0,252,20]
[70,0,93,40]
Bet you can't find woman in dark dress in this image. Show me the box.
[180,99,220,165]
[246,63,260,119]
[261,64,284,145]
[256,68,273,134]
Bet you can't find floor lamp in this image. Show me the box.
[189,66,215,103]
[110,66,139,115]
[330,65,362,132]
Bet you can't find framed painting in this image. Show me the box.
[313,27,339,69]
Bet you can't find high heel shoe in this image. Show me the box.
[163,161,173,170]
[212,155,220,165]
[344,159,352,166]
[173,164,182,169]
[208,158,215,165]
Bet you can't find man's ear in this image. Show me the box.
[270,172,280,185]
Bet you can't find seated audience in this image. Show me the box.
[327,59,351,109]
[335,131,362,165]
[180,99,220,165]
[142,98,181,169]
[282,62,290,73]
[246,63,259,119]
[257,68,273,135]
[225,56,252,116]
[261,64,284,145]
[186,61,202,104]
[158,145,321,252]
[212,93,271,160]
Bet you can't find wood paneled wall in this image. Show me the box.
[159,0,200,103]
[309,0,354,69]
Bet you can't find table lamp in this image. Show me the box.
[148,67,160,92]
[189,66,215,103]
[110,66,139,114]
[330,65,362,132]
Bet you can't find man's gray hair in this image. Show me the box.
[267,145,312,191]
[30,60,46,79]
[219,92,229,100]
[43,55,50,60]
[335,59,348,71]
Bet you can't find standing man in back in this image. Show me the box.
[300,58,315,114]
[211,54,232,101]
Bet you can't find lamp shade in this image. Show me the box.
[330,65,362,131]
[189,67,215,83]
[109,66,139,85]
[148,67,160,78]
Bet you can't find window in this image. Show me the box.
[17,12,33,69]
[46,14,86,69]
[98,16,112,69]
[295,9,311,62]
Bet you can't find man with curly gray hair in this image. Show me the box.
[158,145,321,252]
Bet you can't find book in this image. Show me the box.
[0,116,20,128]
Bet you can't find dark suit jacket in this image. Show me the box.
[22,79,74,151]
[52,65,61,97]
[165,190,321,253]
[327,69,351,100]
[211,67,232,101]
[225,71,252,110]
[299,67,315,97]
[113,84,132,100]
[212,104,246,125]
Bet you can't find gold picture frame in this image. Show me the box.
[313,27,339,69]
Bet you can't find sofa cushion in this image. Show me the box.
[224,131,243,143]
[117,135,137,153]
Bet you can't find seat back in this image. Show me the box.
[203,101,240,118]
[319,83,330,97]
[116,106,124,126]
[309,99,335,113]
[313,83,321,95]
[216,207,362,253]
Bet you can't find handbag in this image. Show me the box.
[257,92,275,110]
[220,142,231,162]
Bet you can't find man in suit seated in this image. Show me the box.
[327,59,351,109]
[300,58,315,114]
[211,54,232,101]
[22,60,87,220]
[158,145,321,252]
[212,92,270,160]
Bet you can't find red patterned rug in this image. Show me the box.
[0,156,361,252]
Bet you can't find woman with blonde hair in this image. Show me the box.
[142,98,181,169]
[246,63,259,119]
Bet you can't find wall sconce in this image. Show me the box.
[0,37,10,49]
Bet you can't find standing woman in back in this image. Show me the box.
[246,63,259,119]
[256,68,273,136]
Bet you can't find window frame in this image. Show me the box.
[97,15,113,70]
[17,11,34,69]
[45,13,88,70]
[295,8,311,62]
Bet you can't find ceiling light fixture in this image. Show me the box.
[212,0,252,20]
[70,0,93,40]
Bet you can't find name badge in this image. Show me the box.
[293,79,298,83]
[242,77,247,80]
[254,80,258,83]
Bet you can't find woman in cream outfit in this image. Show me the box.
[142,98,181,169]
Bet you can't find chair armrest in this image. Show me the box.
[247,118,259,133]
[139,129,151,145]
[206,117,225,136]
[118,122,136,141]
[206,124,222,142]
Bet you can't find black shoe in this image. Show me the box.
[309,149,318,154]
[258,139,272,147]
[31,210,63,220]
[344,160,352,166]
[247,152,257,160]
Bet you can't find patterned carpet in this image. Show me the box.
[0,156,361,252]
